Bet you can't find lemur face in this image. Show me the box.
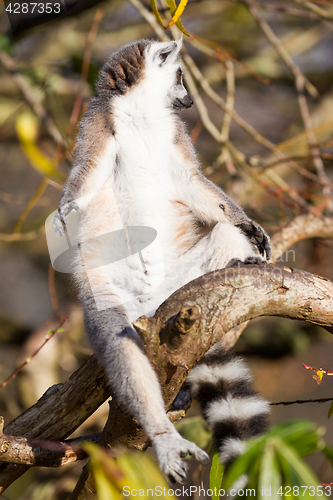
[145,40,193,110]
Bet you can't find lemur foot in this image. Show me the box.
[172,389,192,411]
[52,201,79,237]
[153,432,209,483]
[226,255,266,268]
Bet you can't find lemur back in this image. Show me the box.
[53,39,271,485]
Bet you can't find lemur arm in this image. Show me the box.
[53,95,116,236]
[174,120,271,260]
[184,171,272,260]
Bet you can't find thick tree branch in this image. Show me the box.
[1,216,333,493]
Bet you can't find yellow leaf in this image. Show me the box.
[167,0,188,27]
[165,0,191,35]
[16,112,39,142]
[16,112,60,179]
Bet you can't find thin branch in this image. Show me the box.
[271,396,333,406]
[0,227,45,242]
[67,4,106,138]
[293,0,333,20]
[248,0,320,19]
[48,265,63,321]
[0,318,67,391]
[13,178,48,234]
[244,0,332,203]
[244,0,318,98]
[0,52,62,145]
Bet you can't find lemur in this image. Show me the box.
[53,39,271,484]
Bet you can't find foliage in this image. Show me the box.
[85,443,175,500]
[223,420,327,497]
[85,420,332,499]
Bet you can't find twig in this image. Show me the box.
[220,59,237,175]
[247,0,319,19]
[48,264,63,321]
[244,0,331,200]
[270,396,333,406]
[67,5,106,139]
[0,317,67,391]
[130,0,169,40]
[13,178,48,233]
[293,0,333,20]
[0,52,62,145]
[254,154,333,186]
[0,227,45,242]
[221,60,235,143]
[244,0,318,98]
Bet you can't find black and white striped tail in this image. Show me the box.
[186,344,269,484]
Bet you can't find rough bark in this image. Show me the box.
[0,356,110,491]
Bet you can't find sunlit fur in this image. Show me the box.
[53,39,271,484]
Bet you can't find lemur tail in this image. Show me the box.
[186,344,269,485]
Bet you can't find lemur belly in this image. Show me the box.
[78,134,197,318]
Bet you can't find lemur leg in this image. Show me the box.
[80,276,208,483]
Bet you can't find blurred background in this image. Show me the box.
[0,0,333,497]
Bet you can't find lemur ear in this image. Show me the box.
[153,39,182,66]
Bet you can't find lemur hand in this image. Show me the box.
[236,220,272,260]
[52,201,79,237]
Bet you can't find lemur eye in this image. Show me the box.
[176,68,182,85]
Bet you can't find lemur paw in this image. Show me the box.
[236,220,271,261]
[153,432,209,483]
[226,255,266,268]
[52,201,79,237]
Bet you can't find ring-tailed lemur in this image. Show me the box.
[53,39,271,484]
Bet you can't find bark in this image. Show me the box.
[0,433,101,467]
[0,356,110,491]
[0,215,332,494]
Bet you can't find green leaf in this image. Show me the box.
[275,438,319,494]
[150,0,167,29]
[223,438,265,491]
[258,439,281,500]
[322,445,333,467]
[0,33,13,54]
[209,450,224,499]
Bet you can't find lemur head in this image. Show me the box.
[97,39,193,111]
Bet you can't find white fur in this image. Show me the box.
[219,438,246,464]
[206,396,270,426]
[186,359,252,397]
